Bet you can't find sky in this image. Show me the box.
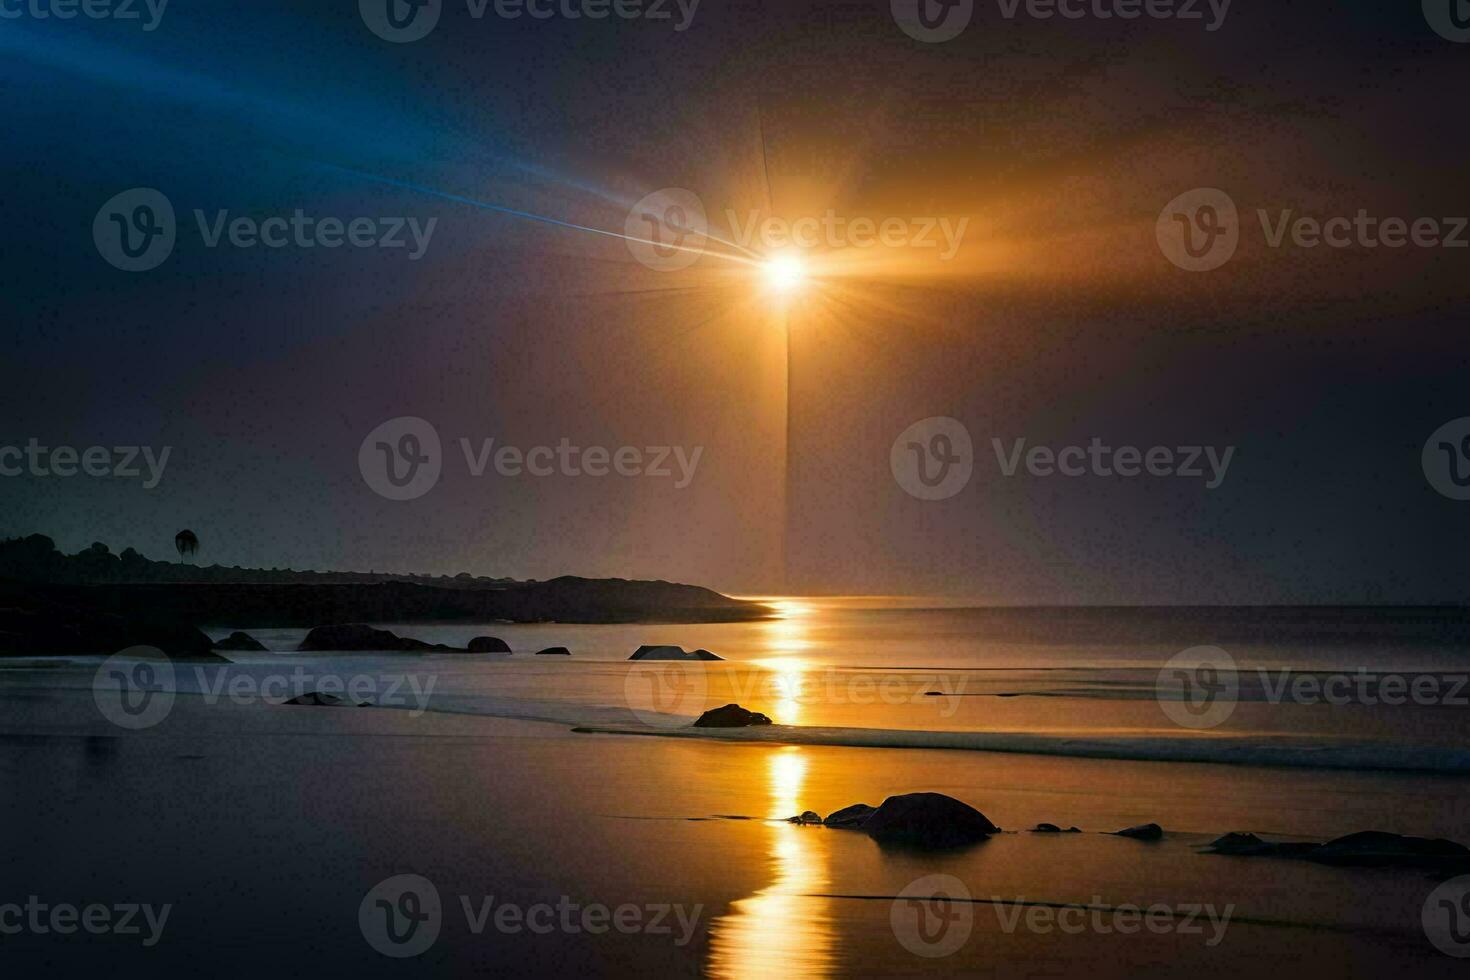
[1,0,1468,602]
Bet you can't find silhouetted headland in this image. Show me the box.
[0,534,770,656]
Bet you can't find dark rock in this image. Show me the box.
[787,810,822,825]
[467,636,511,653]
[1033,823,1062,833]
[1307,831,1470,868]
[693,703,772,728]
[1206,832,1272,855]
[862,793,999,848]
[214,631,267,652]
[1113,823,1164,840]
[630,645,724,661]
[298,624,453,652]
[0,583,221,659]
[824,803,877,829]
[1203,832,1319,858]
[1204,830,1469,869]
[280,692,367,707]
[535,646,571,656]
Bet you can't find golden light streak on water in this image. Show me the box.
[705,746,835,979]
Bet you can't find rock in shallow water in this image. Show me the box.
[1032,823,1082,833]
[787,811,822,825]
[692,704,772,728]
[298,624,453,652]
[629,645,724,661]
[1204,830,1470,868]
[1310,830,1469,866]
[862,793,998,848]
[280,692,367,707]
[1113,823,1164,840]
[535,646,571,656]
[214,630,266,652]
[824,803,878,829]
[467,636,512,653]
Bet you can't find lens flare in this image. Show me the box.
[764,254,806,293]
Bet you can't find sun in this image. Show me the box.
[763,253,806,293]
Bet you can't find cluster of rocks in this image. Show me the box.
[628,645,723,661]
[220,627,744,659]
[203,624,573,656]
[772,797,1470,871]
[786,793,999,848]
[1204,830,1470,870]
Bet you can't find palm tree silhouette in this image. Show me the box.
[174,529,199,564]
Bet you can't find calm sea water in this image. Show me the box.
[4,599,1470,977]
[187,598,1470,772]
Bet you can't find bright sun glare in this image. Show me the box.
[764,254,806,293]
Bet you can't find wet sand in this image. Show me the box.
[2,681,1467,977]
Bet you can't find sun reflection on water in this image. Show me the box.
[706,747,834,979]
